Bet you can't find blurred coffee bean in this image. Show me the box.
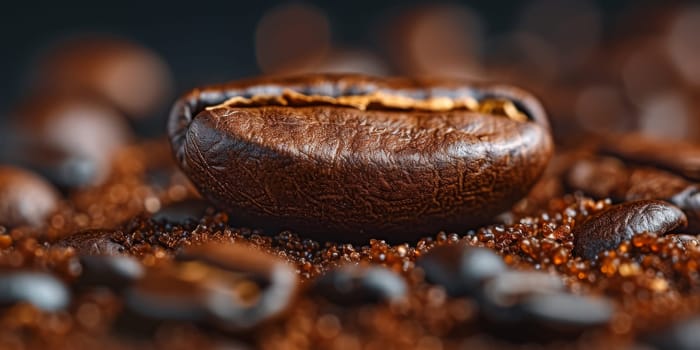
[416,244,506,297]
[643,315,700,350]
[566,157,629,199]
[56,229,126,256]
[176,242,297,330]
[32,36,172,119]
[77,255,144,292]
[152,199,212,225]
[519,293,613,331]
[16,94,132,186]
[479,270,564,324]
[0,272,70,311]
[122,266,210,326]
[0,130,98,189]
[572,200,687,260]
[0,166,59,228]
[312,265,407,305]
[600,133,700,181]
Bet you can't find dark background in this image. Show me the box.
[0,0,677,118]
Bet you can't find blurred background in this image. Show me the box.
[1,0,699,144]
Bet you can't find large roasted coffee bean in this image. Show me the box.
[572,200,687,260]
[168,74,553,240]
[311,265,407,305]
[0,166,59,228]
[416,243,506,297]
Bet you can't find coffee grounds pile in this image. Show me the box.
[0,139,697,350]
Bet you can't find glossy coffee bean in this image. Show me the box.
[56,229,126,256]
[643,316,700,350]
[33,36,172,119]
[0,131,98,190]
[479,270,564,323]
[416,243,506,297]
[16,94,132,185]
[121,243,297,332]
[519,293,613,330]
[572,200,687,260]
[176,242,298,330]
[77,255,144,292]
[0,166,59,228]
[312,265,407,305]
[0,272,70,311]
[168,74,553,240]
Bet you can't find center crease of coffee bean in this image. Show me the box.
[206,89,529,122]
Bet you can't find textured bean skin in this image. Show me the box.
[168,74,553,240]
[573,200,687,260]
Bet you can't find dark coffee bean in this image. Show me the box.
[625,168,694,201]
[16,93,132,186]
[600,133,700,181]
[479,270,564,323]
[312,265,407,305]
[519,293,613,330]
[566,156,629,199]
[176,242,298,330]
[32,36,172,119]
[168,74,553,240]
[0,131,98,190]
[77,255,144,292]
[643,316,700,350]
[122,266,211,324]
[0,166,59,228]
[152,199,212,225]
[573,200,687,260]
[56,229,126,256]
[0,272,70,311]
[416,244,506,297]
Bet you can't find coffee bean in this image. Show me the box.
[0,166,59,228]
[479,270,564,323]
[519,293,613,330]
[416,244,506,297]
[572,200,687,260]
[122,266,211,324]
[0,131,98,190]
[566,156,629,199]
[176,242,298,330]
[600,133,700,181]
[0,272,70,311]
[152,199,212,225]
[643,316,700,350]
[312,265,407,305]
[56,229,126,256]
[32,36,173,119]
[16,94,132,186]
[120,242,297,332]
[168,74,553,240]
[77,255,144,292]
